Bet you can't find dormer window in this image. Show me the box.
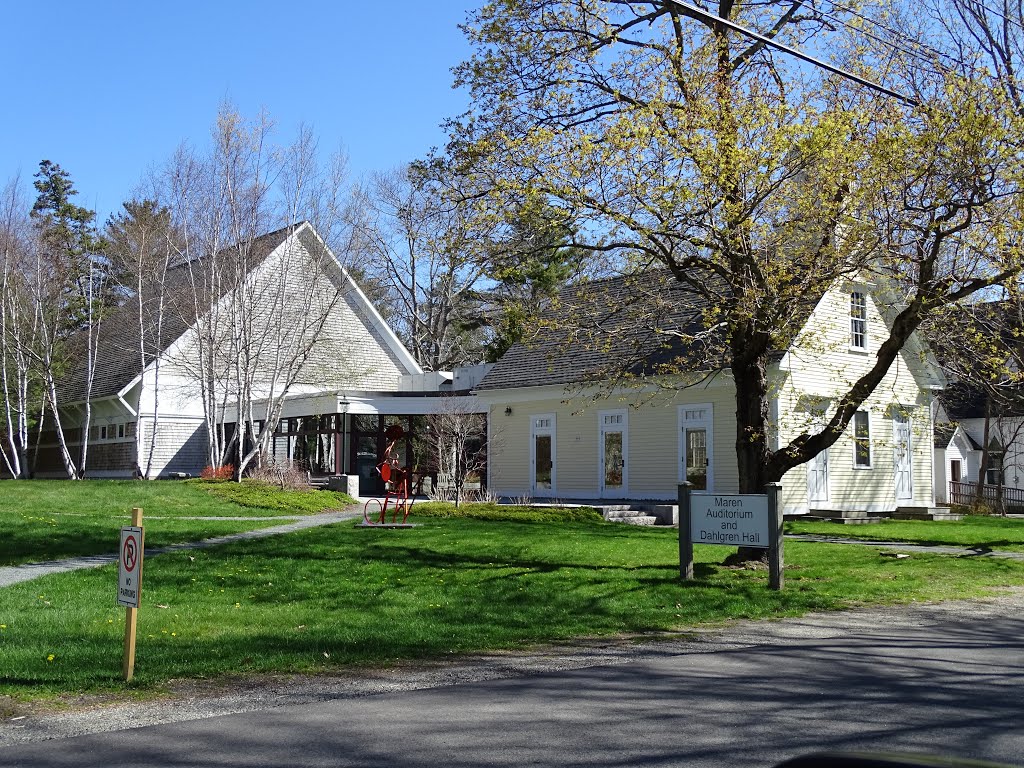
[850,291,867,349]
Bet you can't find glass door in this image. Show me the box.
[680,404,713,491]
[531,414,555,496]
[684,428,708,490]
[599,410,627,497]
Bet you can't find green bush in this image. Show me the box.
[409,502,605,523]
[199,480,356,514]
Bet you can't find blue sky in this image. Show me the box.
[1,1,476,223]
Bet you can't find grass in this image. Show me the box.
[786,514,1024,551]
[0,479,357,566]
[3,509,1024,700]
[409,501,605,523]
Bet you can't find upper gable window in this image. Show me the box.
[850,292,867,349]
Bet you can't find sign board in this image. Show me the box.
[117,526,143,608]
[689,494,770,548]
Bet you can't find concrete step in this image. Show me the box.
[610,514,660,526]
[893,507,964,521]
[601,508,662,526]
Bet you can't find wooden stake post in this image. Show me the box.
[119,507,144,681]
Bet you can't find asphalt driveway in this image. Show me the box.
[4,589,1023,768]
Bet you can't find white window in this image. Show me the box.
[118,423,125,439]
[853,410,871,468]
[99,425,109,440]
[850,292,867,349]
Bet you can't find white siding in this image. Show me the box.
[486,383,736,500]
[138,417,208,478]
[776,284,936,514]
[483,281,939,514]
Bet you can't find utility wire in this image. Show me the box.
[814,2,955,73]
[663,0,921,104]
[822,0,979,69]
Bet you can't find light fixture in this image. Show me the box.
[504,406,513,416]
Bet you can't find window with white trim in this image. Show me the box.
[853,410,871,468]
[850,292,867,349]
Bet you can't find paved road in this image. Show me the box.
[4,592,1023,768]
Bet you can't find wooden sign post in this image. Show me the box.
[118,507,145,681]
[679,483,784,590]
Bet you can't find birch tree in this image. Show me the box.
[0,177,36,478]
[106,199,178,478]
[154,107,356,479]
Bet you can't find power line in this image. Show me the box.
[815,2,955,74]
[663,0,920,105]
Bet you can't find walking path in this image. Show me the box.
[0,507,363,588]
[3,518,1024,588]
[786,533,1024,560]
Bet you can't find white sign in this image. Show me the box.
[118,526,144,608]
[690,494,769,548]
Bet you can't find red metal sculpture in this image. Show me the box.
[362,423,414,526]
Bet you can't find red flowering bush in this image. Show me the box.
[200,463,235,481]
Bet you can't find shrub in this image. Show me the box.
[203,480,356,514]
[410,501,604,524]
[247,460,309,490]
[200,464,235,481]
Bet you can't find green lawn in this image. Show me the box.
[786,514,1024,551]
[0,480,356,566]
[4,510,1024,699]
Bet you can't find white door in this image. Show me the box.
[807,415,830,505]
[530,414,555,496]
[680,405,713,491]
[599,410,627,497]
[808,448,830,505]
[894,413,913,501]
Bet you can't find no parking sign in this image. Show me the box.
[118,525,144,608]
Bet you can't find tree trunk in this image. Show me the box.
[976,397,992,510]
[728,332,774,565]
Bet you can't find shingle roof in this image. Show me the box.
[476,271,734,391]
[62,224,297,403]
[934,423,957,449]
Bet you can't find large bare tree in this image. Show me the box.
[348,164,489,371]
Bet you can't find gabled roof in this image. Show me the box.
[477,269,945,395]
[62,222,420,405]
[476,271,803,392]
[63,224,296,404]
[933,422,982,450]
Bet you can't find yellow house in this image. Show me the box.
[474,272,945,519]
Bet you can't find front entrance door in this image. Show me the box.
[894,412,913,501]
[599,410,627,497]
[807,414,829,505]
[808,448,830,505]
[530,414,555,496]
[680,404,713,491]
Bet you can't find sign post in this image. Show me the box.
[766,483,784,590]
[679,484,784,590]
[118,507,144,681]
[678,482,693,580]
